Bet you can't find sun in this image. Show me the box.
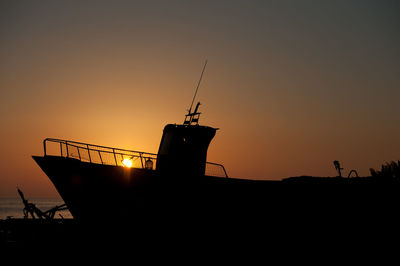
[122,158,133,168]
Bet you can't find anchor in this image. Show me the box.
[17,188,68,220]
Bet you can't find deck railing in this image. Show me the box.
[43,138,228,177]
[43,138,158,169]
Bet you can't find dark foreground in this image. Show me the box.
[1,180,399,258]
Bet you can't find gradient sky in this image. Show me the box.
[1,0,399,197]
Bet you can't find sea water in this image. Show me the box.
[0,198,73,219]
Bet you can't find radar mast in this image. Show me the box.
[184,60,207,125]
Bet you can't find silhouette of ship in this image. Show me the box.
[32,103,399,223]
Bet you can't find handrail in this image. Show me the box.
[43,138,229,177]
[43,138,157,157]
[43,138,157,169]
[205,162,229,178]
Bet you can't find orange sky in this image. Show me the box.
[1,1,400,197]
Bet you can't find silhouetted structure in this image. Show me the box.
[32,106,399,225]
[333,160,343,177]
[17,188,67,220]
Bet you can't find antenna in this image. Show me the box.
[188,59,207,113]
[184,60,208,125]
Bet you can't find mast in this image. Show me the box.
[184,60,208,125]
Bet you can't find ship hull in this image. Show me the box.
[33,155,399,227]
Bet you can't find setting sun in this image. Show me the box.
[122,158,133,168]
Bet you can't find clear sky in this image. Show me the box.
[1,0,399,197]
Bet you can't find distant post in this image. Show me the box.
[333,160,343,178]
